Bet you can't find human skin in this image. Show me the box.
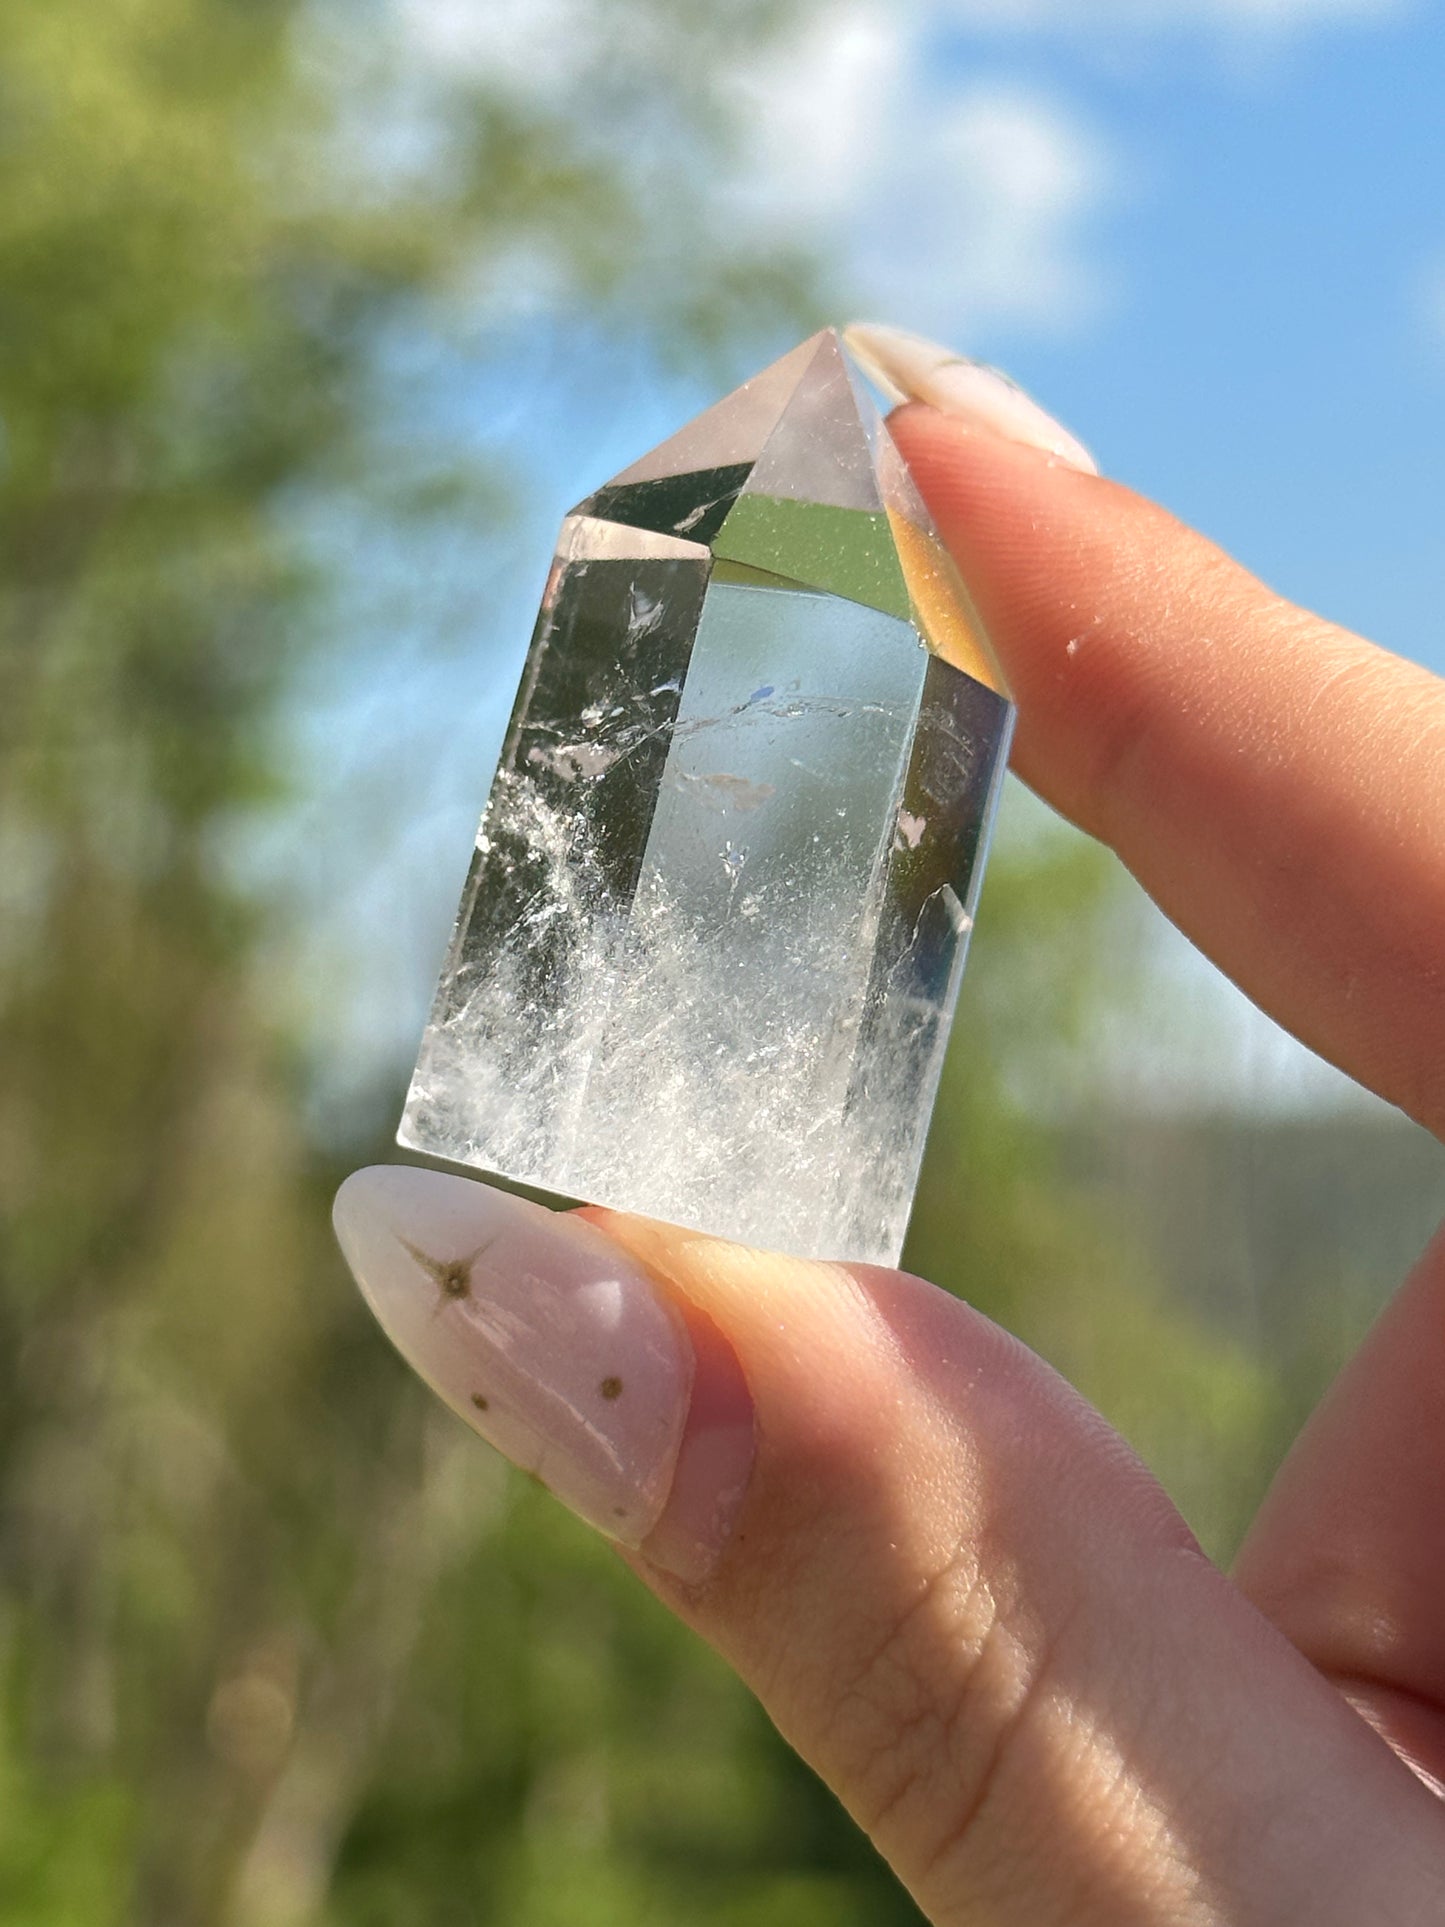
[334,332,1445,1923]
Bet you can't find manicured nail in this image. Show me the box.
[844,322,1098,475]
[332,1167,752,1580]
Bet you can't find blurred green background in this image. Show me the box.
[3,1,1443,1921]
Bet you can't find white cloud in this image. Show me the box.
[725,6,907,228]
[726,8,1116,339]
[869,84,1115,336]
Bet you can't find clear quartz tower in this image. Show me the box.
[400,329,1014,1265]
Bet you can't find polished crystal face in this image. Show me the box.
[399,329,1013,1264]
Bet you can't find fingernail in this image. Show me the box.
[332,1167,752,1579]
[844,321,1098,475]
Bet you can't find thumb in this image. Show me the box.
[333,1168,1441,1925]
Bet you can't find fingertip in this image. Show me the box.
[845,323,1100,474]
[571,1218,1442,1924]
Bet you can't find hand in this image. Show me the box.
[332,323,1445,1925]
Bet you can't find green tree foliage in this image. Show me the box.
[0,3,1297,1921]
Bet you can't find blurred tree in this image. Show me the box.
[0,2,1297,1924]
[0,2,826,1919]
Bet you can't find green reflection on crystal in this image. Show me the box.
[711,494,912,622]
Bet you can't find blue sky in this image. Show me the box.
[936,9,1445,667]
[304,0,1445,1119]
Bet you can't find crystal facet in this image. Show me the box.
[399,329,1014,1265]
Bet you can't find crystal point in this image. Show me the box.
[400,328,1014,1265]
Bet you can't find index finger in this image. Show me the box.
[890,402,1445,1137]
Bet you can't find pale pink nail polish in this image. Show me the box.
[843,321,1099,475]
[636,1297,755,1586]
[332,1166,751,1575]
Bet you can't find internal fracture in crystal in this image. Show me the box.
[399,329,1014,1265]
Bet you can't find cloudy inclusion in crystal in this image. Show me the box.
[399,329,1014,1265]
